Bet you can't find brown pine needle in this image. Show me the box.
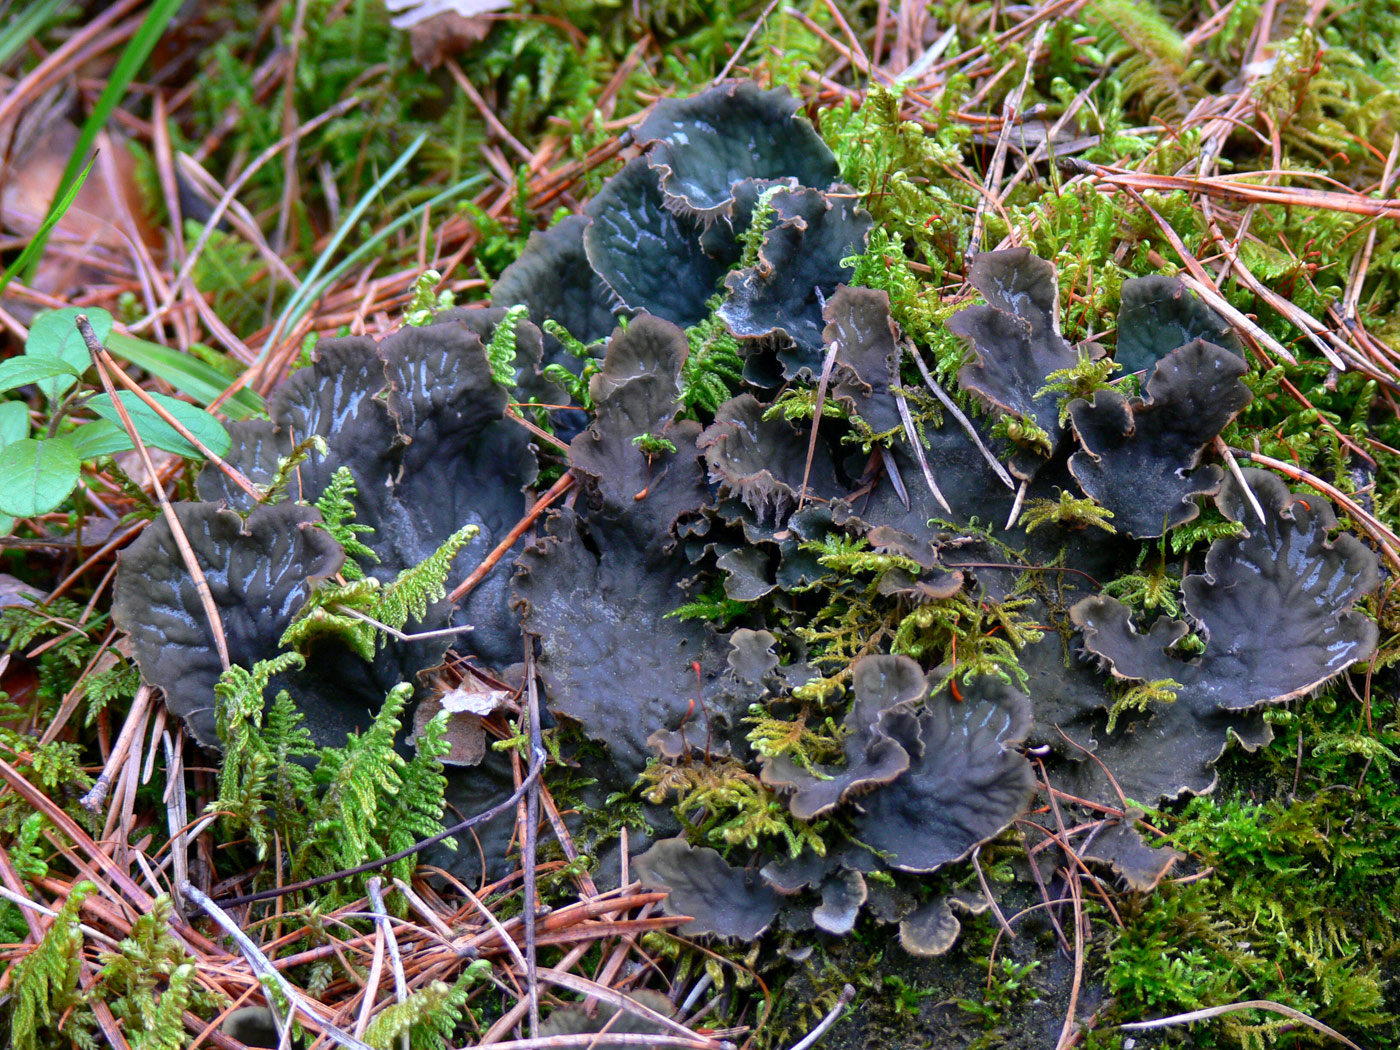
[449,470,576,602]
[77,315,231,672]
[89,338,263,502]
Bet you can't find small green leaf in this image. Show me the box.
[0,401,29,447]
[24,307,108,403]
[0,437,80,517]
[0,356,84,396]
[106,332,264,419]
[67,420,133,461]
[0,155,96,301]
[88,392,231,459]
[22,0,183,286]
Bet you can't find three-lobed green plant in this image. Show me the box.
[0,307,233,531]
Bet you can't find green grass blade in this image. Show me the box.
[0,0,71,69]
[265,170,488,359]
[22,0,183,283]
[106,332,265,419]
[0,154,95,299]
[266,133,431,354]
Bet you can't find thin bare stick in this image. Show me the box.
[0,840,42,941]
[0,0,145,128]
[506,408,573,452]
[486,1036,724,1050]
[934,0,1085,76]
[1112,193,1300,367]
[446,60,534,164]
[141,705,165,785]
[1054,863,1085,1050]
[481,998,534,1046]
[894,391,951,513]
[181,882,377,1050]
[970,846,1014,941]
[522,650,547,1037]
[217,746,544,906]
[0,885,124,949]
[327,605,475,643]
[273,0,311,257]
[1005,478,1028,531]
[77,316,230,672]
[86,345,263,502]
[878,445,910,509]
[1198,195,1348,373]
[966,22,1047,263]
[353,901,387,1038]
[79,685,153,812]
[161,731,190,918]
[1240,449,1400,560]
[40,628,121,745]
[1000,77,1102,198]
[366,877,408,1012]
[48,520,148,604]
[714,0,782,82]
[799,338,843,509]
[1119,1000,1363,1049]
[536,778,598,899]
[786,984,855,1050]
[819,0,876,81]
[391,877,459,944]
[1063,158,1400,220]
[680,974,714,1017]
[906,343,1015,489]
[781,7,892,85]
[449,471,576,602]
[1342,134,1400,325]
[1213,439,1266,525]
[535,969,721,1046]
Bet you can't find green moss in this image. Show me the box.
[639,754,830,857]
[1019,490,1117,536]
[1106,700,1400,1046]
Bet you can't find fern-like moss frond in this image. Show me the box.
[9,882,93,1050]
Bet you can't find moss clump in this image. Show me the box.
[1107,730,1400,1046]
